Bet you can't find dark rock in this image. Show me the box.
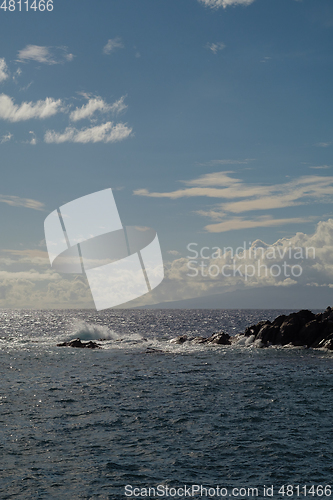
[316,306,332,322]
[298,320,326,348]
[256,324,280,344]
[297,309,316,325]
[244,326,256,337]
[271,314,287,328]
[239,306,333,349]
[279,314,302,345]
[57,338,101,349]
[244,320,270,337]
[206,332,231,345]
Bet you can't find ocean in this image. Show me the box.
[0,309,332,500]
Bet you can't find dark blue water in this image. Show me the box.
[0,309,332,499]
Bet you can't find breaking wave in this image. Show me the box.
[69,319,119,341]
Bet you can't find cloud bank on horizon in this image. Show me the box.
[1,219,333,308]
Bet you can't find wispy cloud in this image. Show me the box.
[70,95,127,122]
[206,42,226,54]
[0,58,9,82]
[198,159,255,166]
[315,141,331,148]
[103,37,124,55]
[0,195,44,210]
[44,122,132,144]
[17,45,74,64]
[134,171,333,232]
[28,131,37,145]
[135,172,333,204]
[0,132,13,143]
[204,216,312,233]
[309,165,331,170]
[0,94,63,122]
[199,0,255,8]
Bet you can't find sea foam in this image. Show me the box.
[69,319,118,340]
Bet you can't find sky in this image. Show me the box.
[0,0,333,308]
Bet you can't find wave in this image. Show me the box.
[68,319,119,341]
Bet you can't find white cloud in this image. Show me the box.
[206,42,226,54]
[17,45,74,64]
[0,273,92,308]
[199,0,255,8]
[44,122,132,144]
[0,92,132,145]
[0,94,63,122]
[70,95,127,121]
[134,172,333,232]
[0,132,12,143]
[143,218,333,304]
[128,219,333,306]
[0,195,44,210]
[0,249,94,308]
[315,142,331,148]
[0,58,9,82]
[103,37,124,55]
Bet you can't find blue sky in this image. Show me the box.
[0,0,333,308]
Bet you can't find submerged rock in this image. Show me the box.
[170,331,231,346]
[144,347,165,354]
[57,338,101,349]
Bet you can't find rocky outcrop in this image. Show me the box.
[241,307,333,349]
[57,338,101,349]
[170,307,333,350]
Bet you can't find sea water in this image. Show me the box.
[0,309,332,500]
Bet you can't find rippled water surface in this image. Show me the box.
[0,309,333,499]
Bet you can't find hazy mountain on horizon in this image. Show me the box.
[139,285,333,310]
